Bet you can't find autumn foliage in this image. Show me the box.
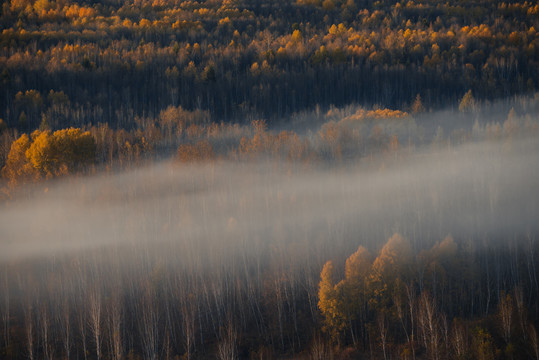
[318,233,538,359]
[0,0,537,129]
[2,128,95,185]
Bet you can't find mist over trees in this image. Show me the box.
[1,0,539,358]
[1,93,539,359]
[1,119,539,358]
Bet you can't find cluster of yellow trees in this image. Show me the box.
[318,234,538,359]
[1,128,95,186]
[3,94,537,193]
[5,11,536,75]
[318,233,414,341]
[1,0,537,127]
[4,95,536,192]
[175,112,407,164]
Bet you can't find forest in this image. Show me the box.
[0,0,538,129]
[1,0,539,359]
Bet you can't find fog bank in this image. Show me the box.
[1,136,538,264]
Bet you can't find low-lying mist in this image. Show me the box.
[2,134,538,265]
[2,107,539,359]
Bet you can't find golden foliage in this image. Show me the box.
[459,89,476,112]
[26,128,96,176]
[1,128,96,185]
[64,4,96,19]
[177,140,215,163]
[412,94,424,113]
[1,133,34,185]
[343,108,410,122]
[318,261,346,339]
[345,246,372,282]
[372,233,412,275]
[291,29,302,43]
[318,246,374,342]
[367,233,412,309]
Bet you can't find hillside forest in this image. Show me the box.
[1,0,539,359]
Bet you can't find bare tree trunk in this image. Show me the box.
[88,286,102,360]
[440,314,449,358]
[377,313,388,360]
[108,293,123,360]
[59,297,71,360]
[23,301,34,360]
[78,304,88,360]
[406,283,417,360]
[527,233,538,315]
[451,319,468,360]
[1,273,10,353]
[418,291,441,360]
[275,277,285,352]
[529,324,539,360]
[180,289,196,360]
[162,330,173,360]
[217,319,237,360]
[513,286,527,340]
[309,333,330,360]
[39,304,54,360]
[394,289,411,356]
[498,292,513,344]
[138,283,159,360]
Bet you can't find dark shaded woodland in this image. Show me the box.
[1,101,539,359]
[1,0,539,359]
[0,0,537,129]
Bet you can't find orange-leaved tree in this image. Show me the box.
[318,260,345,342]
[2,128,96,185]
[26,128,96,177]
[318,246,373,344]
[368,233,412,311]
[1,133,35,185]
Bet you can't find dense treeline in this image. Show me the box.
[1,224,538,359]
[2,94,539,193]
[0,0,538,129]
[318,234,539,359]
[1,0,539,357]
[0,99,538,358]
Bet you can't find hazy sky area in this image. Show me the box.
[1,134,538,265]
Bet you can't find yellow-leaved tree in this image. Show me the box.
[1,133,35,185]
[26,128,96,177]
[2,128,96,185]
[318,246,372,344]
[318,260,345,342]
[342,246,372,345]
[459,90,476,113]
[368,233,412,311]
